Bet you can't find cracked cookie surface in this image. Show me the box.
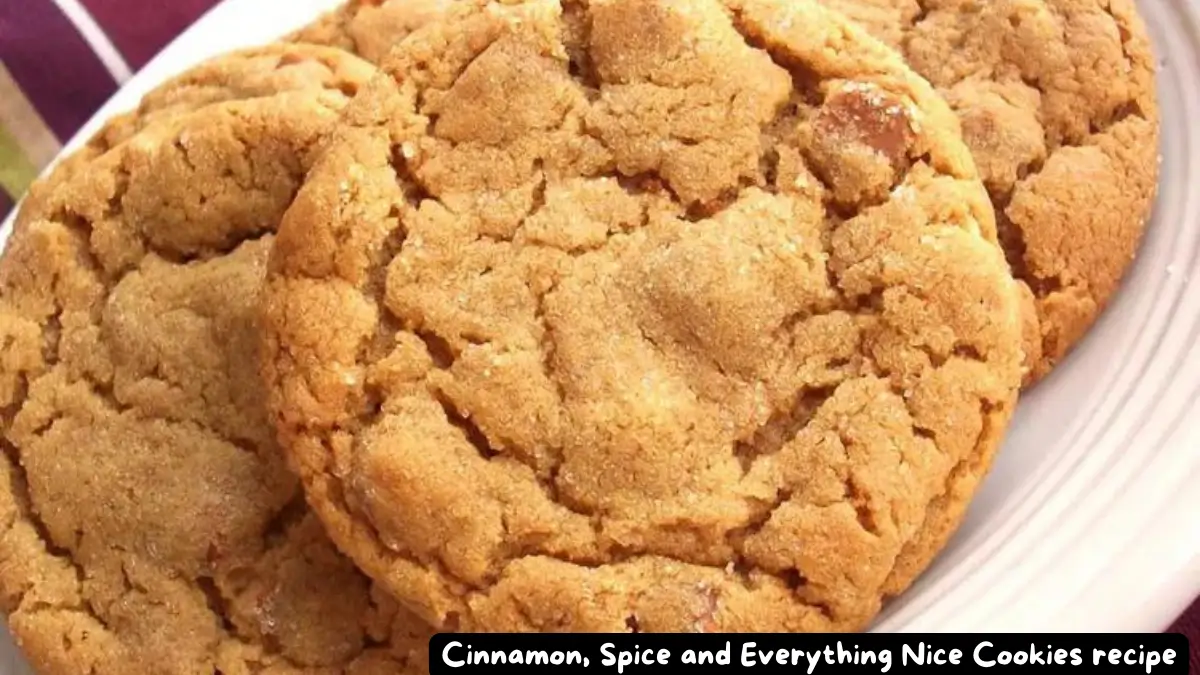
[19,44,378,232]
[289,0,454,64]
[0,81,432,674]
[264,0,1025,633]
[820,0,1160,383]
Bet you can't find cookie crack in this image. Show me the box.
[532,281,569,475]
[195,580,317,674]
[909,1,1149,155]
[475,544,843,625]
[843,464,882,537]
[987,3,1154,332]
[881,396,1004,601]
[562,0,601,91]
[733,16,919,223]
[912,0,931,25]
[726,8,823,106]
[432,390,497,460]
[310,433,486,595]
[1101,0,1148,123]
[993,202,1058,295]
[0,438,107,632]
[261,491,310,548]
[732,385,836,474]
[725,487,793,548]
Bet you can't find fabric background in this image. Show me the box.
[0,0,1195,657]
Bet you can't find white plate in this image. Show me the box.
[1,0,1198,668]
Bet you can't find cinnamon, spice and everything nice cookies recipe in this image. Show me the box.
[0,48,435,674]
[262,0,1025,634]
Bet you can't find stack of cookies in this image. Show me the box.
[0,0,1158,672]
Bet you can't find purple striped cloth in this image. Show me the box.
[0,0,218,217]
[0,0,1196,656]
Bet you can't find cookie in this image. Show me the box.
[18,44,377,231]
[0,90,434,672]
[289,0,453,64]
[122,43,377,140]
[263,0,1025,632]
[820,0,1160,383]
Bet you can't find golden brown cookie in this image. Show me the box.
[821,0,1160,383]
[288,0,452,64]
[123,43,377,136]
[18,44,377,231]
[263,0,1025,633]
[0,90,433,673]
